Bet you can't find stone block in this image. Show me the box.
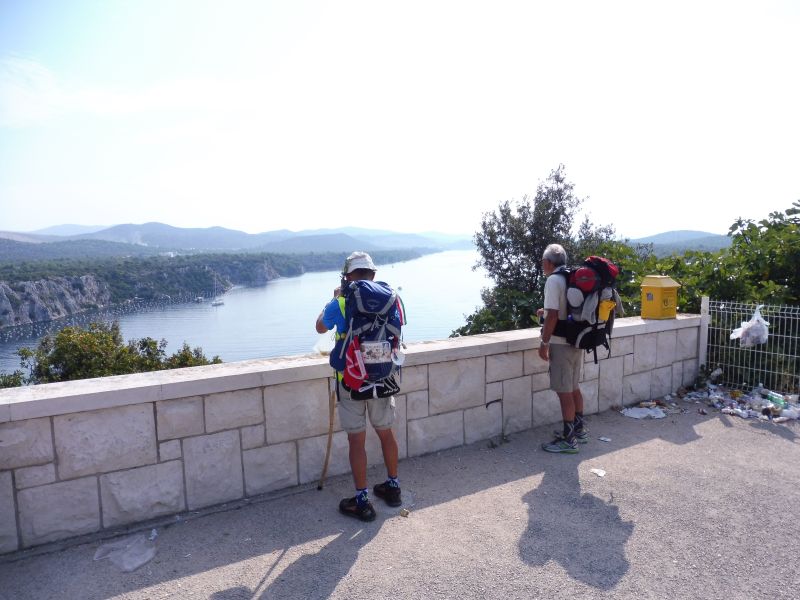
[485,382,502,404]
[0,471,17,553]
[100,461,184,527]
[156,397,204,440]
[503,376,532,434]
[18,477,100,547]
[54,404,156,480]
[265,379,329,444]
[532,390,562,427]
[683,359,699,387]
[531,372,550,392]
[406,390,429,420]
[183,430,243,510]
[400,365,428,393]
[633,333,658,373]
[656,330,678,368]
[486,352,523,383]
[677,327,699,360]
[524,349,550,375]
[206,388,263,433]
[609,336,634,357]
[429,357,485,414]
[582,360,599,382]
[159,440,181,461]
[15,463,56,489]
[651,366,673,399]
[0,418,53,470]
[599,356,624,412]
[298,431,350,485]
[407,412,463,457]
[623,372,652,406]
[465,402,502,444]
[672,362,684,392]
[241,424,266,450]
[243,443,298,495]
[624,354,635,375]
[580,380,599,415]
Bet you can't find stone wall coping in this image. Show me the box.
[0,314,700,422]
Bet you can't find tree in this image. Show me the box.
[456,165,597,335]
[15,321,222,385]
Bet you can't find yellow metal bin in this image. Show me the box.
[641,275,681,319]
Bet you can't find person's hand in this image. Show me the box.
[538,343,549,361]
[333,286,341,298]
[536,308,544,318]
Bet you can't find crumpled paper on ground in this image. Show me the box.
[621,406,666,419]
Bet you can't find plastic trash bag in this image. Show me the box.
[93,533,156,572]
[730,305,769,347]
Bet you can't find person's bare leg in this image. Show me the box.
[375,428,398,478]
[347,431,368,490]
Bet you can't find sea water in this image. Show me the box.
[0,250,492,374]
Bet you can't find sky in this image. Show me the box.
[0,0,798,239]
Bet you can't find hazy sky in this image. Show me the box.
[1,1,798,239]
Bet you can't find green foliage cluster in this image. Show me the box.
[0,322,221,387]
[455,164,799,336]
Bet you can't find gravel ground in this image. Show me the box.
[1,408,798,600]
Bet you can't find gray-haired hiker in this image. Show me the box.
[315,251,402,521]
[536,243,588,453]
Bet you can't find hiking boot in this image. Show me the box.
[553,429,589,444]
[541,437,579,454]
[373,482,402,507]
[339,496,376,522]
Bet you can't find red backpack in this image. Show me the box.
[554,256,621,362]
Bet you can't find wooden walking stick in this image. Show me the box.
[317,379,337,490]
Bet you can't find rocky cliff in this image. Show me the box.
[0,276,112,327]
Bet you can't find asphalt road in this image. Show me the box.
[1,407,798,600]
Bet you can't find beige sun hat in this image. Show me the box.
[344,251,377,274]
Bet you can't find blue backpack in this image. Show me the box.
[334,280,406,398]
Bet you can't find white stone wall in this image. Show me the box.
[0,315,701,553]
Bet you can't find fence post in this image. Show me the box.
[699,295,710,369]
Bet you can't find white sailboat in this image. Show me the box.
[211,276,224,306]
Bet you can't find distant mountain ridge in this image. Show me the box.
[630,230,731,256]
[0,222,473,262]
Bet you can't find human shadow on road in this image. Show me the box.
[519,458,633,590]
[254,519,379,600]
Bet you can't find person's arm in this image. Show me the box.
[538,309,558,361]
[315,312,328,334]
[315,287,342,333]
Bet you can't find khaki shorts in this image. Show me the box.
[338,394,396,434]
[549,344,583,393]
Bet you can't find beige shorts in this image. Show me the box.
[338,394,396,434]
[549,344,583,393]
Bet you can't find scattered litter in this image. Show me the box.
[637,380,800,426]
[148,528,158,541]
[598,436,612,442]
[94,533,156,572]
[709,367,723,382]
[621,407,666,419]
[399,508,410,518]
[589,468,606,477]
